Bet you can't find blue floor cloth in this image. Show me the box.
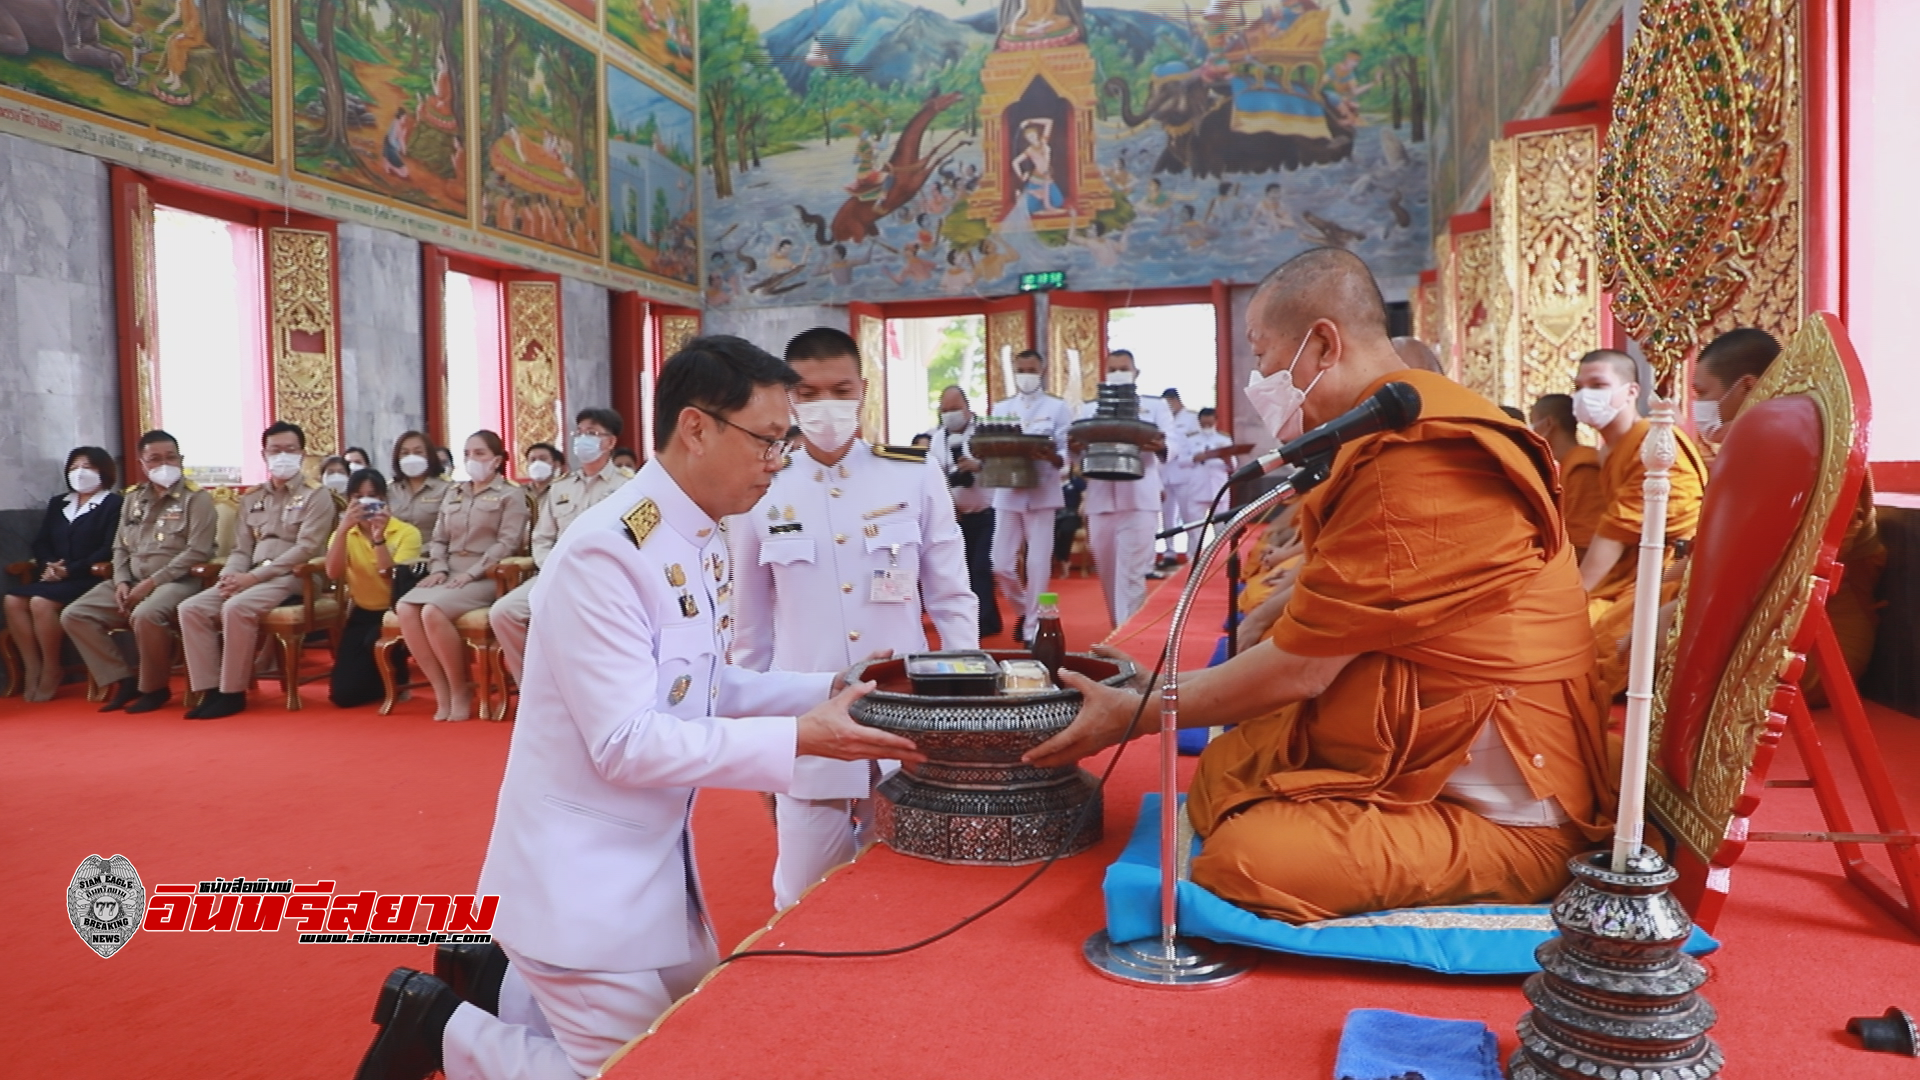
[1103,794,1720,976]
[1334,1009,1502,1080]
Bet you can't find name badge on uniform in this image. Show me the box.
[870,567,915,604]
[769,523,803,535]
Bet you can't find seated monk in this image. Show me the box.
[1529,393,1605,559]
[1027,249,1617,923]
[1690,328,1884,704]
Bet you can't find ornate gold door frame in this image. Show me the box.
[504,279,564,465]
[266,225,343,457]
[1046,293,1105,409]
[1491,117,1606,409]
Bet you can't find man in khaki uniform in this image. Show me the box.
[490,408,632,682]
[62,429,218,714]
[177,421,340,719]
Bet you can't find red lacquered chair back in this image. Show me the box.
[1644,313,1871,927]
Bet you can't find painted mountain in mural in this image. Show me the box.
[957,6,1199,59]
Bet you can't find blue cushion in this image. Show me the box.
[1103,794,1720,976]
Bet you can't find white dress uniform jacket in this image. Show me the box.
[1078,392,1185,513]
[988,391,1074,512]
[477,461,832,973]
[730,442,978,799]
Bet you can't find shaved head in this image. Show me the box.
[1576,349,1638,387]
[1699,328,1780,386]
[1391,336,1443,374]
[1531,393,1576,433]
[1252,247,1391,343]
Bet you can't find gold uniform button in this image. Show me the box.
[830,488,843,497]
[1530,754,1547,769]
[841,583,854,593]
[835,534,848,545]
[848,631,861,641]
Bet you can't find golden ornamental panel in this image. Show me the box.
[1489,138,1520,407]
[1412,279,1441,350]
[1048,304,1102,408]
[659,314,701,361]
[130,182,160,439]
[267,227,341,455]
[856,312,886,442]
[1597,0,1799,391]
[1497,124,1603,407]
[985,308,1030,407]
[1450,228,1500,401]
[506,280,562,462]
[1434,234,1457,378]
[1647,316,1854,863]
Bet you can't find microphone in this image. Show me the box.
[1229,381,1423,484]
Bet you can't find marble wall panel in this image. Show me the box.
[337,223,426,465]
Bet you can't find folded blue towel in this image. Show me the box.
[1334,1009,1501,1080]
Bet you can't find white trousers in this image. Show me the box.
[1160,479,1190,555]
[772,793,875,910]
[990,507,1056,633]
[443,905,716,1080]
[1088,508,1158,628]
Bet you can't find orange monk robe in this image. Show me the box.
[1188,371,1619,924]
[1558,444,1605,557]
[1237,508,1303,615]
[1585,419,1707,627]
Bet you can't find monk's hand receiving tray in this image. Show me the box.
[1023,645,1148,769]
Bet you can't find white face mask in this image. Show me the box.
[147,464,184,488]
[266,452,304,481]
[69,467,102,494]
[398,454,430,479]
[941,410,969,434]
[793,398,862,451]
[1572,387,1623,430]
[1691,399,1722,438]
[1105,368,1137,386]
[1014,372,1043,395]
[323,472,351,494]
[464,458,496,483]
[527,459,555,482]
[571,432,609,465]
[1244,334,1323,443]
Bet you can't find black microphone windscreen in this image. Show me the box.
[1377,381,1422,429]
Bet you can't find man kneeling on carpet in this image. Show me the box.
[1026,249,1619,923]
[350,336,922,1080]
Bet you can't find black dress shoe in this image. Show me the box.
[353,968,460,1080]
[123,689,172,714]
[1011,619,1025,645]
[99,678,140,712]
[191,691,247,720]
[434,942,509,1015]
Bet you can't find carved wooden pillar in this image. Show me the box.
[849,302,887,442]
[503,278,564,465]
[265,223,343,456]
[1444,211,1500,401]
[982,294,1035,408]
[1413,270,1441,349]
[1047,291,1105,409]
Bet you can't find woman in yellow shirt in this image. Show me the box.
[325,469,423,708]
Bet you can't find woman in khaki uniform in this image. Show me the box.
[387,430,451,537]
[395,430,529,721]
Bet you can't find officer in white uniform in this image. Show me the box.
[489,407,632,682]
[731,328,979,910]
[350,336,919,1080]
[1180,406,1238,543]
[928,385,1002,638]
[1073,349,1184,628]
[989,349,1073,641]
[1157,388,1204,562]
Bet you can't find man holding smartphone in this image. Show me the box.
[927,384,1002,639]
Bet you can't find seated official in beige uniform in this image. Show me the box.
[177,421,339,719]
[395,430,530,722]
[491,408,632,682]
[387,429,451,539]
[61,429,218,714]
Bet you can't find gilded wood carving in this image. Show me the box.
[1450,227,1500,401]
[1494,123,1603,407]
[267,227,341,455]
[985,308,1030,407]
[130,183,160,440]
[1048,304,1103,407]
[506,280,562,461]
[855,312,886,442]
[658,315,701,362]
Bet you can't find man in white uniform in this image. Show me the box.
[1178,406,1239,546]
[1073,349,1182,628]
[1156,387,1204,566]
[989,349,1073,642]
[489,407,632,682]
[350,336,920,1080]
[928,385,1002,638]
[731,328,979,910]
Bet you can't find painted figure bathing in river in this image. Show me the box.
[381,109,413,180]
[1013,118,1065,216]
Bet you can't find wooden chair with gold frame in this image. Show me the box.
[1645,313,1919,936]
[374,556,534,721]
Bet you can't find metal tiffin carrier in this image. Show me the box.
[1070,384,1160,481]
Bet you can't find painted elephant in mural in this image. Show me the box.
[1104,75,1355,179]
[0,0,136,86]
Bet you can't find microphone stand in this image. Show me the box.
[1083,452,1335,987]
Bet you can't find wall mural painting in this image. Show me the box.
[1494,0,1554,134]
[699,0,1432,308]
[478,0,602,256]
[0,0,271,158]
[609,0,695,87]
[607,64,699,284]
[292,0,467,216]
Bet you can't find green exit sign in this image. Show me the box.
[1020,270,1067,293]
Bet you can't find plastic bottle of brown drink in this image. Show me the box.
[1030,591,1066,681]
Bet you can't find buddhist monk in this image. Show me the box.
[1027,249,1617,923]
[1691,328,1884,702]
[1530,393,1605,558]
[1391,335,1445,375]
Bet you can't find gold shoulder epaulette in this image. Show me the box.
[183,480,203,492]
[123,483,141,494]
[872,444,929,463]
[623,498,661,548]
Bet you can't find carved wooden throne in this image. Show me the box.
[1646,313,1919,935]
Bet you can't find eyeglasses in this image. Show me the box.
[697,408,794,462]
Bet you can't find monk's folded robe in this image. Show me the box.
[1557,443,1605,557]
[1187,371,1619,925]
[1584,418,1706,626]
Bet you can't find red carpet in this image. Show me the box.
[4,566,1917,1079]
